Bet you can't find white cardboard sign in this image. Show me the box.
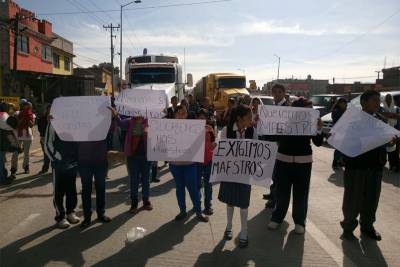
[328,105,400,157]
[147,118,206,162]
[210,139,278,188]
[258,105,320,135]
[115,89,166,118]
[50,96,111,142]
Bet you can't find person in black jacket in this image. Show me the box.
[340,90,398,241]
[261,83,289,209]
[37,104,51,175]
[44,123,80,229]
[267,98,323,234]
[331,98,347,169]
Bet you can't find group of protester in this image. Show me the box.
[0,99,39,185]
[1,85,399,249]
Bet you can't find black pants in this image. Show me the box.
[40,137,50,171]
[52,167,78,222]
[79,163,108,220]
[271,161,312,227]
[387,143,400,170]
[341,168,382,232]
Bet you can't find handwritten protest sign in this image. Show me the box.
[115,89,166,118]
[328,105,400,157]
[147,118,205,162]
[257,105,319,136]
[50,96,111,141]
[210,139,278,188]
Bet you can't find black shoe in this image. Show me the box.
[10,168,16,175]
[341,231,357,241]
[361,229,382,241]
[152,178,160,183]
[175,211,187,221]
[38,168,49,175]
[98,215,112,223]
[24,166,30,174]
[196,212,209,222]
[239,237,249,248]
[263,194,271,200]
[265,200,276,209]
[203,207,214,216]
[130,200,138,214]
[224,230,233,240]
[80,219,91,228]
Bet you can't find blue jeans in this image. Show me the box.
[197,162,213,209]
[79,163,108,219]
[127,157,151,201]
[169,163,201,213]
[0,151,7,181]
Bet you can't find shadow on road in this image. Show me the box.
[194,209,305,267]
[1,211,132,267]
[342,237,388,267]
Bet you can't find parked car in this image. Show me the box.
[309,94,344,117]
[321,91,400,135]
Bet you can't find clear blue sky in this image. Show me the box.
[15,0,400,86]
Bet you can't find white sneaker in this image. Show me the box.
[295,224,305,234]
[57,218,70,229]
[268,221,280,230]
[66,213,80,224]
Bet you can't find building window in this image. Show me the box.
[42,45,52,62]
[17,35,29,54]
[64,57,70,71]
[53,53,60,68]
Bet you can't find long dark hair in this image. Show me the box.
[228,104,251,129]
[331,97,347,112]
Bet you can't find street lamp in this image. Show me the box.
[274,54,280,80]
[120,0,141,82]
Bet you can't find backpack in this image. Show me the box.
[0,129,21,153]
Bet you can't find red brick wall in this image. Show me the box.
[7,0,53,74]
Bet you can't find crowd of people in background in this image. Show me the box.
[0,85,399,248]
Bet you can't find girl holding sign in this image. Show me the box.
[169,105,209,223]
[109,107,153,214]
[218,104,257,248]
[267,98,323,235]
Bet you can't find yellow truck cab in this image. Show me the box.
[193,73,249,112]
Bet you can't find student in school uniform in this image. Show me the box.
[340,90,399,241]
[218,104,257,248]
[196,109,217,215]
[267,98,323,234]
[261,83,289,209]
[44,123,80,229]
[169,105,209,223]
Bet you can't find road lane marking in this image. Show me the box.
[5,213,41,238]
[305,218,357,267]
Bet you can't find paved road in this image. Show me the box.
[0,144,399,267]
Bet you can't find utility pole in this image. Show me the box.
[120,1,141,83]
[274,54,280,80]
[12,12,19,93]
[103,23,120,97]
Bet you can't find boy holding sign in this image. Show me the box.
[340,90,398,241]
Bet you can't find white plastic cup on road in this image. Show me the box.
[126,227,147,244]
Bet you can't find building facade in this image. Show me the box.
[263,75,329,97]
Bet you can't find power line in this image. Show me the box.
[65,0,107,25]
[38,0,232,16]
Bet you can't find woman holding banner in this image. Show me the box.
[267,98,323,234]
[169,105,209,223]
[109,107,153,214]
[218,104,257,248]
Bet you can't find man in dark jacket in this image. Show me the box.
[340,90,398,241]
[260,83,289,209]
[45,123,80,229]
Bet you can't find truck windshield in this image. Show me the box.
[218,78,246,89]
[131,67,175,84]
